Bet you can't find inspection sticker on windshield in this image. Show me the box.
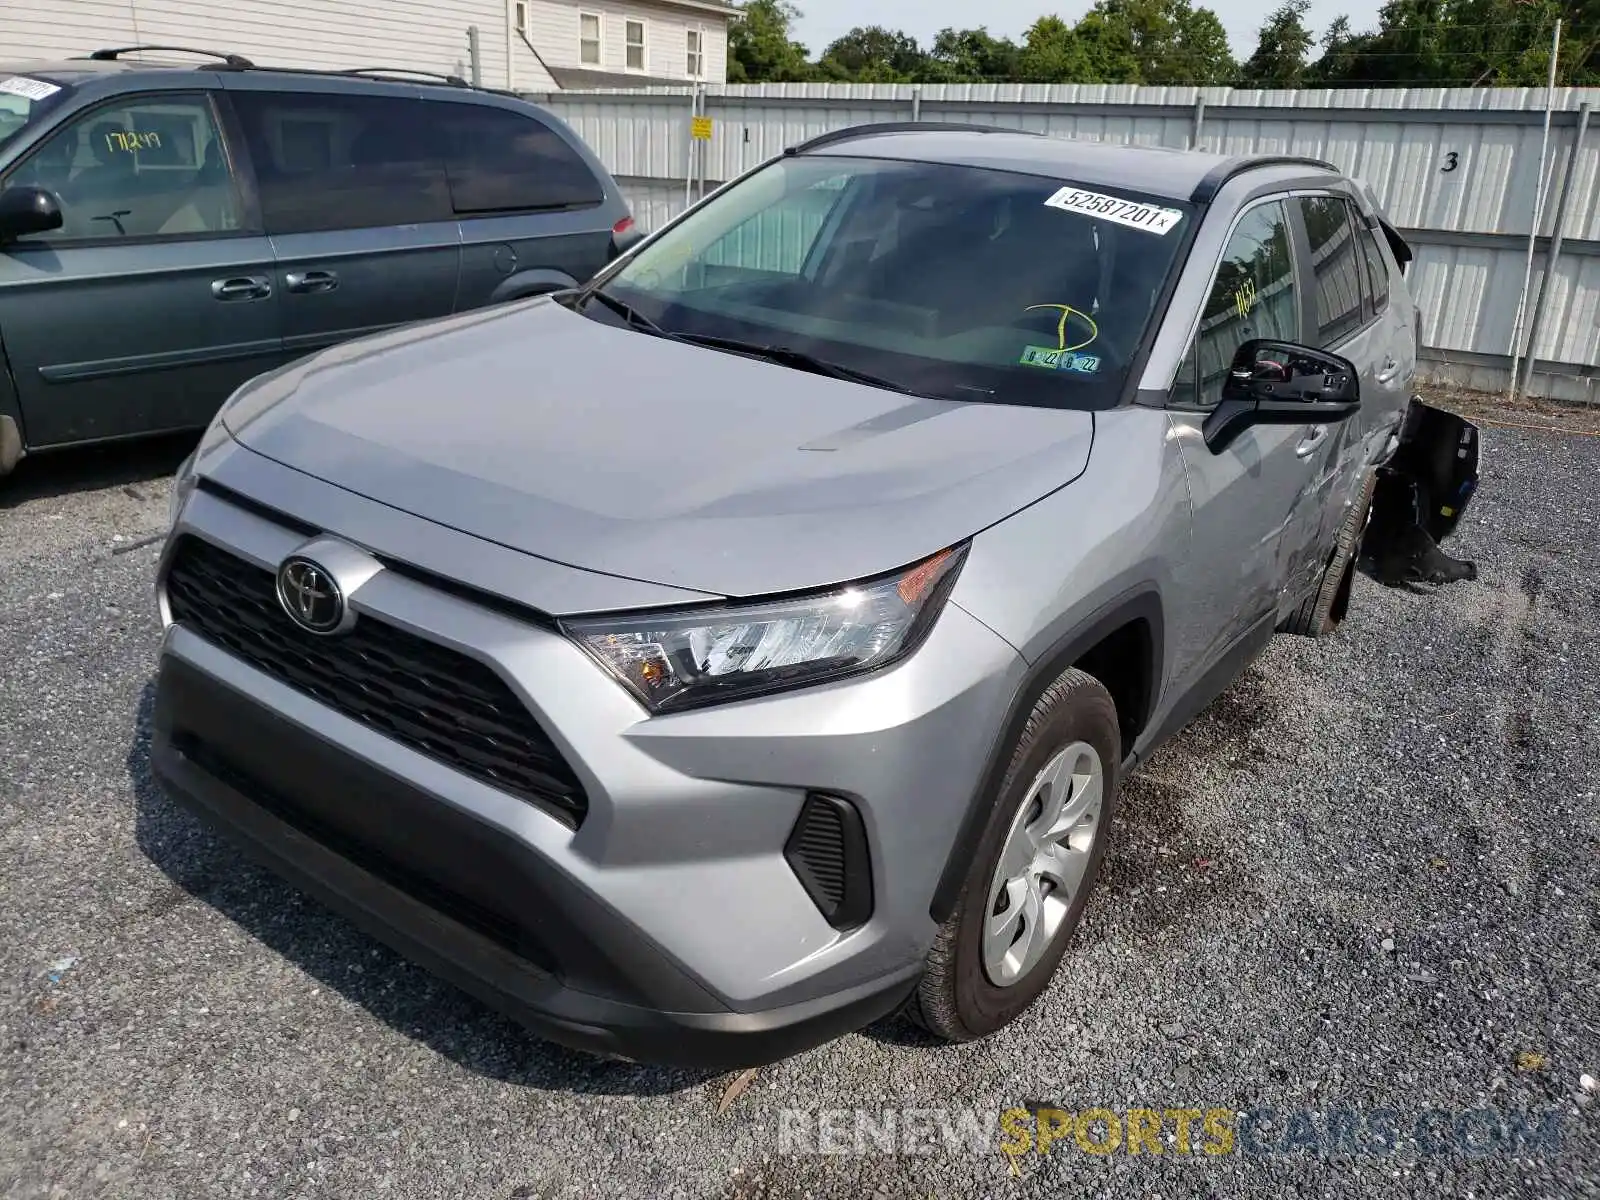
[1020,345,1100,374]
[1042,186,1183,235]
[0,76,61,102]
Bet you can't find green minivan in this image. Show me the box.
[0,48,639,478]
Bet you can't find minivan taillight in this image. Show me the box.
[607,215,641,262]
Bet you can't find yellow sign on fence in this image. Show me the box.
[691,115,713,140]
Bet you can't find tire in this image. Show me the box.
[1280,467,1378,638]
[906,667,1120,1042]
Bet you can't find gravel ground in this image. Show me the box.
[1,420,1597,1199]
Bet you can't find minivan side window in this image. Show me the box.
[1297,195,1365,347]
[231,91,451,234]
[1177,199,1299,407]
[4,94,242,242]
[437,105,603,215]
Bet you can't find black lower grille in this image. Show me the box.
[164,535,588,826]
[784,794,873,930]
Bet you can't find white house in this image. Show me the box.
[0,0,732,90]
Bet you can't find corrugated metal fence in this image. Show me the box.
[531,82,1600,404]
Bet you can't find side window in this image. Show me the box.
[4,94,241,242]
[1297,195,1365,347]
[1186,199,1298,407]
[231,91,451,234]
[1357,220,1391,315]
[439,105,603,215]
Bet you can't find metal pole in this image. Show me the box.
[1191,97,1206,151]
[911,85,922,122]
[697,82,708,203]
[1507,17,1562,401]
[684,85,697,211]
[1518,99,1590,401]
[467,25,482,88]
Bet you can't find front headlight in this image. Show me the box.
[563,545,968,713]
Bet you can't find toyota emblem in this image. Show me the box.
[276,556,346,635]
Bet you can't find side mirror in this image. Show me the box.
[0,185,63,243]
[1203,339,1361,454]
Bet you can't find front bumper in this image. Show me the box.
[152,655,919,1068]
[151,467,1025,1066]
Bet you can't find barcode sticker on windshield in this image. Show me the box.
[0,76,61,102]
[1042,187,1183,235]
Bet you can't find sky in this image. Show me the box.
[789,0,1386,62]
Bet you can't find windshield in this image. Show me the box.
[0,74,70,155]
[588,153,1194,407]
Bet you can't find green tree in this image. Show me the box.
[1240,0,1317,87]
[816,25,927,82]
[925,27,1023,81]
[1073,0,1236,85]
[1017,15,1095,82]
[1310,0,1599,87]
[727,0,816,83]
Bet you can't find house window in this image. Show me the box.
[579,13,601,65]
[686,29,704,78]
[625,19,646,72]
[514,1,528,33]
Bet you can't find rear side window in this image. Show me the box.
[1296,196,1365,347]
[231,91,451,234]
[437,104,603,215]
[1357,221,1391,314]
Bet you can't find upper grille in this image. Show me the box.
[164,535,588,826]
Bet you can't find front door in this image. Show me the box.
[1167,197,1331,686]
[0,89,281,447]
[223,83,461,361]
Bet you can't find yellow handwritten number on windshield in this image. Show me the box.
[1025,304,1099,354]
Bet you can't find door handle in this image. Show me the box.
[1295,424,1329,458]
[285,269,340,295]
[211,275,272,301]
[1376,356,1400,384]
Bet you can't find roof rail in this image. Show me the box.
[339,66,471,87]
[1189,155,1338,203]
[785,121,1045,157]
[86,45,255,68]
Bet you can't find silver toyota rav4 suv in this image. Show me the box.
[151,125,1479,1068]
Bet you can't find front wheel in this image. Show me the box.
[906,667,1120,1042]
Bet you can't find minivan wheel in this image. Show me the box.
[906,667,1120,1042]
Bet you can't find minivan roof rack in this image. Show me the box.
[785,122,1046,156]
[339,66,471,87]
[86,45,256,68]
[1189,154,1338,203]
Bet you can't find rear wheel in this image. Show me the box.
[1282,468,1378,638]
[906,667,1120,1042]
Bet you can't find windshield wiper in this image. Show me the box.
[672,333,920,395]
[578,288,667,334]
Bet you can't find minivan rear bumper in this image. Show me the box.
[150,654,919,1069]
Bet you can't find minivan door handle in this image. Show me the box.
[211,275,272,301]
[285,269,340,295]
[1376,356,1400,384]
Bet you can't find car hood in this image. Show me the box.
[223,299,1095,599]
